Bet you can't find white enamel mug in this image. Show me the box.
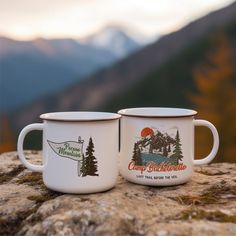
[118,107,219,186]
[17,112,121,193]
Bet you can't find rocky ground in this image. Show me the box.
[0,151,236,236]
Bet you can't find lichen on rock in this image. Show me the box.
[0,151,236,236]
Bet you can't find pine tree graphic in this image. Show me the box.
[132,143,143,165]
[163,145,168,157]
[84,137,99,176]
[171,130,183,164]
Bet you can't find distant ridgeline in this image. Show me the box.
[104,18,236,111]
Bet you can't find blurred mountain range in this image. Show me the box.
[81,25,150,58]
[0,26,143,112]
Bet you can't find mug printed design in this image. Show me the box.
[128,127,187,173]
[48,136,99,177]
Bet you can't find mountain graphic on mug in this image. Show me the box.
[132,127,183,166]
[48,136,99,177]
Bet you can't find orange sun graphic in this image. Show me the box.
[141,127,154,138]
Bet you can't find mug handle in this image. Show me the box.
[193,119,219,165]
[17,123,45,172]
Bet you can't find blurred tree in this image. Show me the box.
[0,114,15,153]
[191,34,236,162]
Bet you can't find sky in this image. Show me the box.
[0,0,234,40]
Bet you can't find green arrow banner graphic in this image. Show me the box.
[47,140,83,162]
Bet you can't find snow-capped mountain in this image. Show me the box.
[82,26,143,58]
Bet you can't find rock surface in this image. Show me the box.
[0,151,236,236]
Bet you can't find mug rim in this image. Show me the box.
[118,107,198,118]
[40,111,121,122]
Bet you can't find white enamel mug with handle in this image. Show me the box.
[118,107,219,186]
[17,112,121,193]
